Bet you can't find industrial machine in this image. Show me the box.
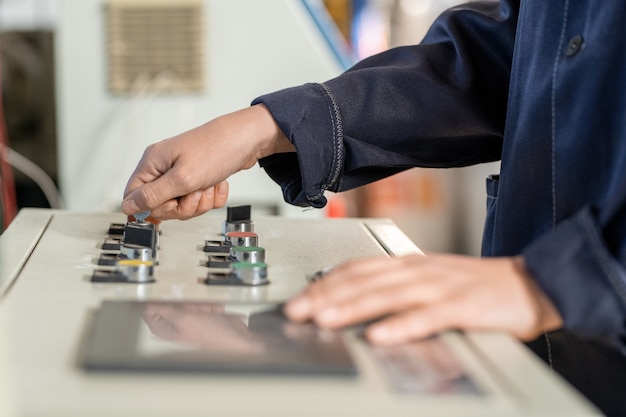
[0,208,600,416]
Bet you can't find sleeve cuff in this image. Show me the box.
[252,83,345,208]
[523,207,626,353]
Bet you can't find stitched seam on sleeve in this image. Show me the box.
[304,82,344,202]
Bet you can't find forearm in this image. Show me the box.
[121,104,293,218]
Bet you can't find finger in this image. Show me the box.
[213,181,229,208]
[149,198,183,220]
[285,257,398,322]
[123,142,173,199]
[285,255,427,322]
[149,194,201,221]
[194,187,217,216]
[194,181,229,216]
[147,182,229,220]
[364,300,463,345]
[313,276,455,329]
[175,190,204,220]
[121,167,199,215]
[285,257,398,321]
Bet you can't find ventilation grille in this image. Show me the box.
[106,0,205,93]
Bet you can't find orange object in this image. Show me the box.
[127,214,162,225]
[325,195,348,218]
[0,63,17,229]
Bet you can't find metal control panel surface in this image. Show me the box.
[0,209,600,417]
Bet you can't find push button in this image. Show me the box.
[230,246,265,263]
[232,261,268,285]
[204,231,259,253]
[117,259,155,283]
[91,259,156,283]
[225,231,259,247]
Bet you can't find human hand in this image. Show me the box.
[121,104,294,220]
[284,254,563,345]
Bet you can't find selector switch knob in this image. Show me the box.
[116,259,154,283]
[225,231,258,247]
[232,261,268,286]
[222,205,254,234]
[230,246,265,263]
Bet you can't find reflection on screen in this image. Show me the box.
[135,302,347,366]
[138,303,264,356]
[369,338,482,396]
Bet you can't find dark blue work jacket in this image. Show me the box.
[253,0,626,354]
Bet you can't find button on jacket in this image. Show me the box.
[252,0,626,352]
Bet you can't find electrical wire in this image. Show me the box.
[4,147,64,209]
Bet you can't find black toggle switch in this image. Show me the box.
[124,222,157,249]
[222,205,254,234]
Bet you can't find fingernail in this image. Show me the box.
[121,198,139,215]
[285,295,312,320]
[316,308,340,325]
[368,325,394,343]
[217,181,229,195]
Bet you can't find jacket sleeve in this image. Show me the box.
[252,0,519,208]
[522,206,626,354]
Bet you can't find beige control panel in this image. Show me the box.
[0,208,600,417]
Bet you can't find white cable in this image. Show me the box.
[4,147,65,209]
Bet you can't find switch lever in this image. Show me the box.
[222,205,254,234]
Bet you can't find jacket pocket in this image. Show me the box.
[481,174,500,256]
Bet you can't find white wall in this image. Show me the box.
[0,0,56,31]
[54,0,345,215]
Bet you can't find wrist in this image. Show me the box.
[249,104,295,159]
[512,256,563,338]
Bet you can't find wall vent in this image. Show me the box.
[106,0,205,93]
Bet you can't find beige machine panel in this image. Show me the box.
[0,208,600,417]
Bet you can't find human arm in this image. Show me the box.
[121,1,519,216]
[121,104,294,219]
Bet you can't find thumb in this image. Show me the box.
[120,190,145,215]
[121,171,186,215]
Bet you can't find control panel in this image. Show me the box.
[93,206,275,286]
[0,208,600,417]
